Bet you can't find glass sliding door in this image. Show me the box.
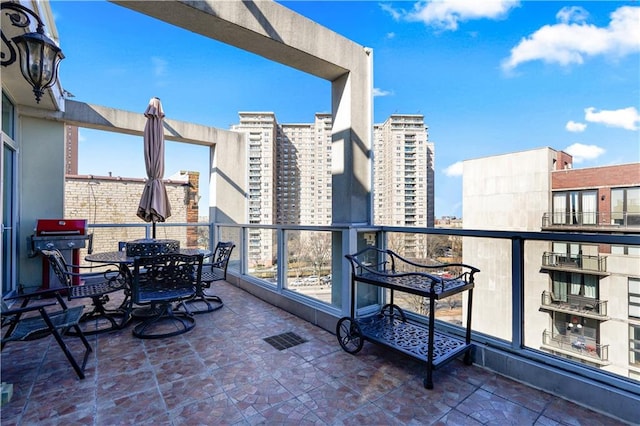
[1,136,17,295]
[1,92,17,295]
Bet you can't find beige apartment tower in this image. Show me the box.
[232,112,435,266]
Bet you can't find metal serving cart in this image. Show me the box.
[337,247,479,389]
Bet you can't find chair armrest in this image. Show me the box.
[3,287,66,301]
[1,301,57,316]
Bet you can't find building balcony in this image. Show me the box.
[541,251,608,274]
[541,211,640,231]
[542,330,609,364]
[540,291,608,318]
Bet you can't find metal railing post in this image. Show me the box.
[512,236,524,350]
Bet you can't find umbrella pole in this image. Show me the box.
[152,222,156,239]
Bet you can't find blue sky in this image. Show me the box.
[50,1,640,218]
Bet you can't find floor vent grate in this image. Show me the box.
[263,332,307,350]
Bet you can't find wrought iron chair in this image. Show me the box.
[40,249,131,334]
[130,253,203,339]
[1,289,92,379]
[183,241,235,314]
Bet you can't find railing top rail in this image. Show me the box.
[87,222,640,245]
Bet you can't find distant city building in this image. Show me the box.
[462,147,640,380]
[232,112,435,265]
[65,125,78,175]
[374,114,435,229]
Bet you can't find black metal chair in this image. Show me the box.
[130,253,202,339]
[40,249,131,334]
[1,289,92,379]
[183,241,235,314]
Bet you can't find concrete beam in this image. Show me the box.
[111,0,365,81]
[62,100,241,147]
[112,0,374,225]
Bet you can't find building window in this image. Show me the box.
[552,190,597,225]
[552,271,597,300]
[631,325,640,367]
[611,187,640,226]
[2,92,14,139]
[630,278,640,319]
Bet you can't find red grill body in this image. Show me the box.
[31,219,92,288]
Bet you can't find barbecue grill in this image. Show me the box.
[30,219,93,288]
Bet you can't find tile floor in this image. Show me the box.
[1,281,628,425]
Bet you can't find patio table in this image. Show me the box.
[85,248,210,265]
[85,248,211,319]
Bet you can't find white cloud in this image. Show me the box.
[565,121,587,132]
[556,6,589,25]
[443,161,463,176]
[152,56,168,78]
[502,6,640,71]
[564,143,605,163]
[584,106,640,131]
[379,3,402,21]
[382,0,519,31]
[373,88,393,97]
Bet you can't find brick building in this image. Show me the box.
[64,171,200,258]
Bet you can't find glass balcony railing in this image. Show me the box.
[541,251,607,273]
[542,211,640,229]
[541,290,608,317]
[78,221,639,421]
[542,330,609,363]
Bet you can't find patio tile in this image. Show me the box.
[0,280,628,426]
[299,381,370,424]
[225,375,295,417]
[170,393,244,425]
[456,388,540,424]
[244,398,326,425]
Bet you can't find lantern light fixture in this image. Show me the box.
[1,1,64,103]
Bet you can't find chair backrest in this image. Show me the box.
[211,241,235,277]
[40,249,72,287]
[131,253,203,304]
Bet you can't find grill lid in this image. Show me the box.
[35,219,88,236]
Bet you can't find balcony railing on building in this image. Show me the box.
[541,251,607,274]
[540,291,608,318]
[542,330,609,363]
[542,211,640,230]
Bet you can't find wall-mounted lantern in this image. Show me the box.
[1,1,64,103]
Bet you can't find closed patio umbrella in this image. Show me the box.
[137,97,171,239]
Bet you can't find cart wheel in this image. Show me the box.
[380,304,407,322]
[336,317,364,354]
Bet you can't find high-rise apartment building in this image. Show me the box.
[65,125,78,175]
[231,112,435,265]
[463,147,640,380]
[231,112,278,266]
[373,114,434,228]
[277,114,333,225]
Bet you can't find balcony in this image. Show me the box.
[0,282,621,425]
[542,330,609,364]
[540,291,608,318]
[541,251,608,274]
[542,211,640,231]
[4,223,639,424]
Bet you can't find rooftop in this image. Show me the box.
[1,280,625,425]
